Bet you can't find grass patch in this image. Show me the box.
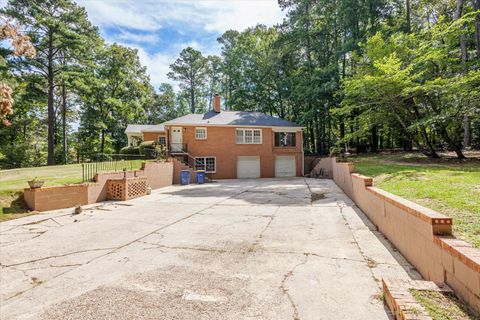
[0,160,145,221]
[411,289,480,320]
[350,153,480,248]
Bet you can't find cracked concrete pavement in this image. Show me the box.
[0,178,421,319]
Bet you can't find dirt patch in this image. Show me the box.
[311,192,325,202]
[41,265,283,320]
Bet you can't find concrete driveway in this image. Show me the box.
[0,178,421,319]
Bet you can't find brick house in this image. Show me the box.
[125,95,304,179]
[125,124,166,146]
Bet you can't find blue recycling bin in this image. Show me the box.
[196,170,205,184]
[180,170,190,185]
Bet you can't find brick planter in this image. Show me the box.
[107,177,147,201]
[23,184,89,212]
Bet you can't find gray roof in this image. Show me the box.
[125,124,165,133]
[164,111,301,127]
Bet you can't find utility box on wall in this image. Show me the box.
[107,177,148,201]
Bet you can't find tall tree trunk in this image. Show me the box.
[473,0,480,58]
[410,104,440,158]
[406,0,411,33]
[47,33,55,165]
[403,138,413,151]
[438,127,466,159]
[371,125,378,153]
[463,115,471,149]
[309,123,315,153]
[62,82,68,164]
[100,129,105,154]
[456,0,468,64]
[455,0,471,151]
[190,86,195,114]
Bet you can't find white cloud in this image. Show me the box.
[115,30,160,44]
[76,0,285,34]
[129,44,178,89]
[76,0,162,31]
[196,1,286,33]
[73,0,286,92]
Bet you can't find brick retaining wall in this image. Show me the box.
[24,161,173,212]
[316,158,480,312]
[23,184,89,212]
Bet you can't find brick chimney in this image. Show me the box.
[213,94,221,113]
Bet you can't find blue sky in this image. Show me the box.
[73,0,286,90]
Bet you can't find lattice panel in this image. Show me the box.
[126,179,147,199]
[107,177,147,201]
[107,180,125,200]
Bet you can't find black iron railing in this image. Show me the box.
[81,154,147,182]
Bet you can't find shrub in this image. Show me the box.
[139,140,156,155]
[119,146,140,155]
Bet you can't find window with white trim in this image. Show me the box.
[194,157,216,173]
[158,136,166,145]
[195,127,207,140]
[236,129,262,144]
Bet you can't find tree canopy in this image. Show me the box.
[1,0,479,169]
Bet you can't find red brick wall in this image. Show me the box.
[24,184,89,211]
[142,161,173,189]
[167,126,303,179]
[143,132,166,142]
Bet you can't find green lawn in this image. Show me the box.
[0,160,145,220]
[411,289,479,319]
[350,153,480,248]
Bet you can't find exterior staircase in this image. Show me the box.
[169,145,215,183]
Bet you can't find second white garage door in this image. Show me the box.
[275,156,296,177]
[237,156,260,178]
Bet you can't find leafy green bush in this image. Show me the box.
[119,146,140,155]
[139,140,156,155]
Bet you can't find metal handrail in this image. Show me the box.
[81,153,147,182]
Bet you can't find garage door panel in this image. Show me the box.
[237,156,260,179]
[275,156,296,177]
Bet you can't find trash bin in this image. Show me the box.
[196,170,205,184]
[180,170,190,185]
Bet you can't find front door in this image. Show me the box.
[171,127,183,152]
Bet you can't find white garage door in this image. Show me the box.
[275,156,296,177]
[237,156,260,178]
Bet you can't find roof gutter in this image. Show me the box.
[163,123,305,129]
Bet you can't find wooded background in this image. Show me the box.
[1,0,479,169]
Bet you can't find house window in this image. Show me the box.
[194,157,216,173]
[158,136,166,145]
[195,127,207,140]
[236,129,262,144]
[274,132,296,147]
